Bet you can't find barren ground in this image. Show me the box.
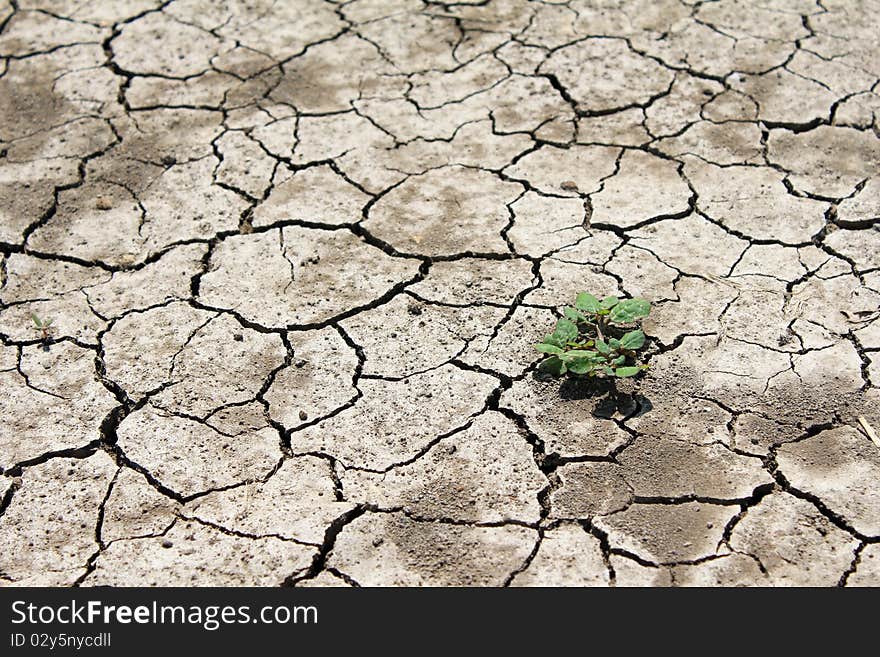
[1,0,879,587]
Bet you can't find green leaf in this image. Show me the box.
[30,313,42,327]
[609,298,651,324]
[566,350,606,374]
[619,329,646,350]
[534,343,563,355]
[542,332,564,347]
[612,355,626,366]
[558,350,602,363]
[594,339,610,355]
[603,366,615,376]
[600,296,619,310]
[574,292,601,313]
[608,337,621,350]
[567,358,596,375]
[539,356,567,376]
[615,366,642,378]
[563,307,586,323]
[553,318,578,343]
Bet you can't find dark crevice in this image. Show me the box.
[282,504,368,587]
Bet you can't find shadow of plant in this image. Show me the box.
[539,371,653,420]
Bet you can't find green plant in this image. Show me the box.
[30,313,53,341]
[534,292,651,378]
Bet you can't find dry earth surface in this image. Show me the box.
[1,0,879,587]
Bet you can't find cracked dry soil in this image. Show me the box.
[0,0,879,588]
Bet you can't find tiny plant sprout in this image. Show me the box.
[30,313,54,341]
[534,292,651,378]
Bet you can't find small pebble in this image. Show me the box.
[233,333,243,342]
[294,359,307,368]
[299,410,308,421]
[161,540,174,549]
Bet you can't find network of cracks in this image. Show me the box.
[0,0,879,586]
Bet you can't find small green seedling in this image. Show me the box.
[534,292,651,378]
[30,313,54,341]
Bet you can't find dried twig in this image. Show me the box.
[857,416,880,448]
